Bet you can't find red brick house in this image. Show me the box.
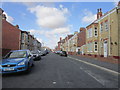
[1,9,21,56]
[77,27,86,54]
[77,27,86,47]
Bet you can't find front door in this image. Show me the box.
[104,41,108,57]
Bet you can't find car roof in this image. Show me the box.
[11,49,29,52]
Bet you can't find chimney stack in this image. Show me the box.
[60,37,62,41]
[80,27,86,32]
[15,25,19,28]
[0,8,4,15]
[97,8,102,19]
[74,31,78,35]
[2,14,6,20]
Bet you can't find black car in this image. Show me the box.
[31,50,41,61]
[60,51,67,57]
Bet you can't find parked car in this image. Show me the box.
[60,51,67,57]
[0,50,34,74]
[41,50,47,56]
[31,50,41,61]
[55,51,62,55]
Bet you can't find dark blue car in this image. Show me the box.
[0,50,34,74]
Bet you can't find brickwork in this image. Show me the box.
[2,19,21,56]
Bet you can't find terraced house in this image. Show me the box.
[1,8,42,56]
[86,22,99,56]
[57,2,120,60]
[85,2,120,59]
[98,3,120,59]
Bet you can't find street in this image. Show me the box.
[2,52,118,88]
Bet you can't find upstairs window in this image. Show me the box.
[87,28,92,38]
[100,23,103,33]
[94,27,98,37]
[105,20,109,31]
[89,28,92,38]
[94,42,98,52]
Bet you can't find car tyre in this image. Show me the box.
[25,63,32,74]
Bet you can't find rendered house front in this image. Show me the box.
[97,7,119,58]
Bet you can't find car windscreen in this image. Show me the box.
[31,51,39,54]
[5,51,27,59]
[62,51,66,54]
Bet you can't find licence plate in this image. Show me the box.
[4,68,14,71]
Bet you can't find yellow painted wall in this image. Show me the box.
[98,8,119,57]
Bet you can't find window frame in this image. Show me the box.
[94,42,98,52]
[94,27,98,37]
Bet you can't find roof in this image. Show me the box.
[86,7,117,28]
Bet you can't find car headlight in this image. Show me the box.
[18,61,25,65]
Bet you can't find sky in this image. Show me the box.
[1,1,118,49]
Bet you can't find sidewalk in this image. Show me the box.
[68,54,118,72]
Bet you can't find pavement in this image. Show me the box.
[2,52,119,88]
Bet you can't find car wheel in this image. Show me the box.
[32,63,34,67]
[39,56,41,60]
[26,63,32,74]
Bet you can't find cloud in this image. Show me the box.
[28,5,69,29]
[29,26,70,36]
[27,4,71,49]
[29,26,70,49]
[81,9,97,24]
[3,12,14,23]
[113,0,119,6]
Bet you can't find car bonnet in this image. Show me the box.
[1,58,26,65]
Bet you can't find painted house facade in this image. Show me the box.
[56,2,120,60]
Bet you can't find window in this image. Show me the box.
[87,43,93,52]
[100,23,103,33]
[104,21,109,31]
[89,28,92,38]
[87,28,92,38]
[87,30,89,38]
[94,42,98,52]
[94,27,98,37]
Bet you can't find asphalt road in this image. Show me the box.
[2,52,119,88]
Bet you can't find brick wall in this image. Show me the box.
[77,28,86,47]
[2,19,21,56]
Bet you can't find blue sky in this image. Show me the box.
[1,2,117,49]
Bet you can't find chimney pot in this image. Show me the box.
[0,8,4,15]
[97,9,99,12]
[60,37,62,41]
[100,8,102,12]
[15,25,19,28]
[2,14,6,20]
[80,27,86,32]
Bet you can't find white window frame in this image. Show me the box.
[94,27,98,37]
[94,42,98,52]
[100,23,103,33]
[87,30,89,38]
[90,28,92,37]
[104,21,109,31]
